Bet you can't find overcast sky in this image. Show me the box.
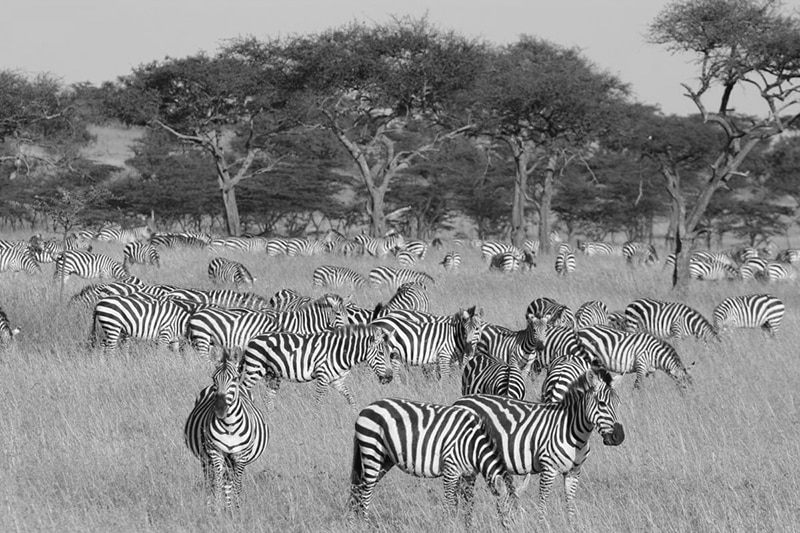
[4,0,795,117]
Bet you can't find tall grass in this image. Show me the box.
[1,241,798,533]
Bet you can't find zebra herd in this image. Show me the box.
[0,226,793,528]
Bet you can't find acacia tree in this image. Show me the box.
[465,37,630,252]
[649,0,800,288]
[107,54,294,236]
[227,17,485,236]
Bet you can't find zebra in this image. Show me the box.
[461,353,526,400]
[0,306,19,343]
[206,236,269,254]
[149,232,209,248]
[739,257,769,281]
[453,368,625,524]
[523,239,540,255]
[481,241,523,263]
[90,293,192,355]
[122,242,160,269]
[540,353,595,402]
[576,240,623,256]
[625,298,717,342]
[54,251,128,283]
[312,265,365,288]
[370,307,484,379]
[690,260,738,281]
[353,233,405,258]
[490,252,523,272]
[526,297,575,330]
[0,247,41,274]
[166,288,271,312]
[401,239,429,260]
[763,262,798,282]
[69,279,167,308]
[368,266,434,289]
[775,249,800,264]
[607,310,628,331]
[284,237,328,257]
[377,281,430,314]
[265,238,289,256]
[578,324,693,390]
[537,325,592,381]
[241,324,393,409]
[475,317,546,376]
[395,249,419,267]
[622,241,658,267]
[268,288,312,311]
[184,350,268,510]
[713,294,785,337]
[207,257,255,289]
[555,249,576,275]
[440,251,461,271]
[95,225,153,244]
[348,398,517,529]
[574,300,609,329]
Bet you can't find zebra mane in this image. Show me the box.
[562,367,617,403]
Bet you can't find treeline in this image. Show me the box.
[2,0,800,266]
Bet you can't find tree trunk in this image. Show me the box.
[368,189,387,237]
[510,180,526,247]
[222,186,241,236]
[537,156,557,255]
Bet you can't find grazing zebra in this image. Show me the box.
[184,350,268,510]
[523,239,540,255]
[268,288,312,311]
[453,369,625,524]
[461,354,526,400]
[713,294,785,337]
[371,307,484,379]
[440,251,461,271]
[775,248,800,264]
[739,257,768,281]
[577,240,623,256]
[264,238,289,256]
[476,318,546,375]
[622,241,658,267]
[625,298,717,342]
[349,398,516,528]
[284,237,328,257]
[207,257,255,289]
[377,281,430,314]
[0,306,19,343]
[0,247,40,274]
[54,251,128,283]
[395,249,418,267]
[555,249,576,275]
[574,300,609,329]
[150,232,210,248]
[312,265,365,288]
[353,233,405,258]
[90,293,191,355]
[206,236,269,254]
[763,262,798,282]
[578,325,693,390]
[490,252,522,272]
[95,225,154,243]
[241,324,393,409]
[401,239,429,260]
[122,242,160,268]
[166,288,271,312]
[537,325,591,380]
[69,279,175,308]
[526,297,575,330]
[691,260,738,281]
[481,241,523,263]
[368,266,434,289]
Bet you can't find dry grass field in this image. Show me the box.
[1,233,798,533]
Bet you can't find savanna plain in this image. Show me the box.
[1,235,798,533]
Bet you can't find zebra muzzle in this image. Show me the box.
[602,423,625,446]
[213,394,229,418]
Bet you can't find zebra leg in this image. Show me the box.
[206,448,226,511]
[442,467,461,517]
[437,354,452,380]
[264,375,281,411]
[457,473,477,530]
[327,373,355,406]
[634,361,647,390]
[563,466,582,523]
[536,468,558,524]
[230,459,246,509]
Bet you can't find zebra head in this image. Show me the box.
[573,369,625,447]
[212,350,245,419]
[366,327,394,385]
[453,306,485,362]
[524,313,549,353]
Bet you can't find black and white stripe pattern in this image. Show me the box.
[123,242,160,268]
[476,318,546,375]
[268,288,312,311]
[150,232,211,248]
[95,225,154,243]
[0,246,40,274]
[166,288,271,312]
[395,250,419,267]
[574,300,610,329]
[622,241,658,267]
[489,252,523,272]
[312,265,365,288]
[555,248,576,275]
[577,240,623,256]
[349,398,516,528]
[368,266,434,289]
[69,279,175,308]
[0,306,19,343]
[379,281,430,314]
[184,351,268,509]
[526,297,575,330]
[208,257,255,289]
[713,294,785,337]
[353,233,405,258]
[206,236,269,253]
[481,241,523,263]
[540,354,594,402]
[461,354,526,400]
[625,298,717,342]
[537,325,590,380]
[241,324,393,409]
[54,251,128,283]
[90,293,191,355]
[453,369,624,524]
[578,324,693,390]
[440,251,461,271]
[284,237,328,257]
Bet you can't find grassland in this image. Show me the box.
[1,235,798,533]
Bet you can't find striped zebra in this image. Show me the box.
[739,257,768,281]
[401,239,429,260]
[69,279,177,308]
[475,317,546,376]
[90,293,191,355]
[489,252,522,272]
[713,294,785,337]
[312,265,365,288]
[368,266,434,289]
[526,297,575,330]
[122,242,160,268]
[353,233,405,258]
[149,232,210,248]
[578,324,693,390]
[665,250,737,269]
[555,249,576,275]
[54,251,128,283]
[284,237,328,257]
[453,368,625,524]
[763,262,798,282]
[440,251,461,271]
[265,238,289,256]
[241,324,393,409]
[691,260,738,281]
[349,398,517,528]
[574,300,609,329]
[625,298,717,342]
[576,240,623,256]
[540,353,595,402]
[537,325,591,381]
[0,306,19,343]
[481,241,523,263]
[371,307,484,379]
[206,236,269,253]
[775,248,800,264]
[208,257,255,288]
[395,249,419,267]
[461,353,526,400]
[166,288,271,312]
[0,246,40,274]
[184,350,268,510]
[268,288,312,311]
[523,239,540,255]
[95,225,153,243]
[377,281,430,314]
[622,241,658,267]
[607,310,628,331]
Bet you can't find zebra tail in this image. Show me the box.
[348,433,364,512]
[88,308,99,348]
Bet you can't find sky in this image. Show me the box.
[3,0,798,117]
